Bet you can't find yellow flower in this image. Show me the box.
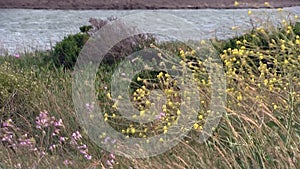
[167,101,173,107]
[232,48,239,55]
[157,72,164,78]
[280,39,286,43]
[165,89,173,95]
[131,128,136,134]
[198,115,203,120]
[141,85,146,90]
[273,104,278,110]
[137,77,143,81]
[145,100,151,106]
[259,53,264,60]
[193,123,199,130]
[140,110,145,116]
[104,113,108,121]
[264,79,268,86]
[165,73,170,78]
[237,93,243,101]
[107,92,112,99]
[112,103,118,109]
[180,50,185,58]
[89,114,94,119]
[191,50,196,55]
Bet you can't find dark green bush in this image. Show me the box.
[52,32,89,69]
[293,22,300,35]
[79,25,93,33]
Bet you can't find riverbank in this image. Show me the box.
[0,0,300,10]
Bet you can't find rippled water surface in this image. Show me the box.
[0,6,299,55]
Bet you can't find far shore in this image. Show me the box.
[0,0,300,10]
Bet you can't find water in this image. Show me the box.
[0,6,299,55]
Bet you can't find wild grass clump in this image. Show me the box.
[0,5,300,168]
[92,9,300,168]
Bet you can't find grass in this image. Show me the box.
[0,7,300,169]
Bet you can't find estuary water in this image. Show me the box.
[0,6,299,55]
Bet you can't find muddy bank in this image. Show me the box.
[0,0,300,10]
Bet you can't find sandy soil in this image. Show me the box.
[0,0,300,10]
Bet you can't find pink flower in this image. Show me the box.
[84,154,92,160]
[54,119,64,127]
[106,160,113,166]
[36,111,51,129]
[63,160,69,165]
[156,112,165,119]
[15,54,20,58]
[59,136,66,142]
[71,131,82,141]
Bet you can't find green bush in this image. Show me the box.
[293,22,300,35]
[52,32,89,69]
[79,25,93,33]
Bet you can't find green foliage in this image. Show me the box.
[79,25,93,33]
[52,32,89,69]
[293,22,300,35]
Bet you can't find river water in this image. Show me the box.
[0,6,299,55]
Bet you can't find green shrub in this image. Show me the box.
[79,25,93,33]
[293,22,300,35]
[52,32,89,69]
